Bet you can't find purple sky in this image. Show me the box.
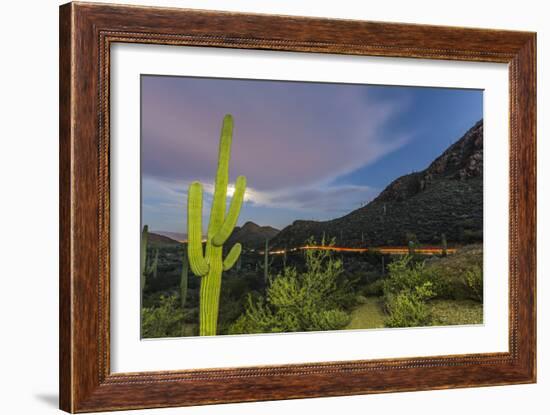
[141,75,482,233]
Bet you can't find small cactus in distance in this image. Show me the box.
[180,248,189,309]
[236,253,242,272]
[187,114,246,336]
[258,239,274,285]
[180,247,189,336]
[140,226,158,288]
[140,225,149,311]
[149,249,159,279]
[408,240,415,256]
[141,225,149,295]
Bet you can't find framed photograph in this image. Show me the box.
[59,2,536,412]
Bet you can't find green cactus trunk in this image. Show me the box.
[180,248,189,336]
[187,115,246,336]
[263,239,269,284]
[180,248,189,309]
[150,249,159,279]
[408,240,415,256]
[199,255,223,335]
[140,225,149,295]
[140,225,149,326]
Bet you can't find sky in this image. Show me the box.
[141,75,482,233]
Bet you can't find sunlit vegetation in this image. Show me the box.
[141,239,482,337]
[228,240,355,334]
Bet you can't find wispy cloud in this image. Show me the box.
[143,175,378,232]
[141,76,414,231]
[142,76,411,190]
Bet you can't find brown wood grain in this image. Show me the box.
[59,2,536,412]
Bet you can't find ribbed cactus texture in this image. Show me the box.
[187,114,246,336]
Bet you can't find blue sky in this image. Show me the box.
[141,75,482,233]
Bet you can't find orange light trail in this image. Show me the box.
[265,246,457,256]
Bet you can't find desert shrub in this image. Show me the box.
[463,265,483,302]
[356,295,369,304]
[382,256,436,327]
[229,240,352,334]
[363,279,385,296]
[217,296,248,335]
[382,255,433,297]
[424,244,483,300]
[463,229,483,243]
[141,295,184,338]
[385,282,435,328]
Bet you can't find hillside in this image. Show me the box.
[152,231,186,242]
[147,232,182,246]
[272,120,483,248]
[226,221,279,249]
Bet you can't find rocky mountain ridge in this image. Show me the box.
[272,120,484,248]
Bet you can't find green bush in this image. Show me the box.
[141,295,184,338]
[424,244,483,300]
[385,282,435,328]
[229,240,352,334]
[382,256,436,328]
[363,279,384,296]
[463,265,483,302]
[382,255,433,297]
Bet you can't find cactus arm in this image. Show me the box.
[207,114,233,240]
[212,175,246,246]
[222,243,242,271]
[187,182,209,276]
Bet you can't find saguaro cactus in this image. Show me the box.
[187,114,246,336]
[258,239,274,285]
[180,248,189,335]
[236,254,242,272]
[408,240,416,256]
[140,225,149,309]
[149,249,159,279]
[141,227,158,279]
[180,248,189,309]
[141,225,149,294]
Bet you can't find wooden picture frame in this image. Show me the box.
[59,2,536,412]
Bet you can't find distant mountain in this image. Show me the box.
[272,120,484,248]
[227,221,280,249]
[148,232,182,246]
[151,231,187,243]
